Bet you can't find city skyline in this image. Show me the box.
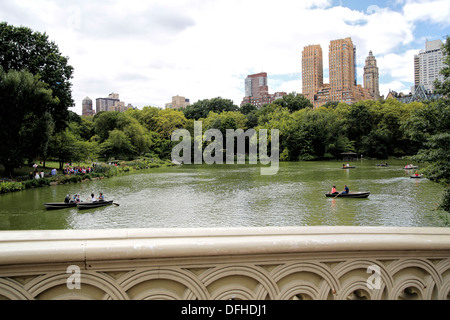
[1,0,449,114]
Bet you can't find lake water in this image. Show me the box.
[0,160,446,230]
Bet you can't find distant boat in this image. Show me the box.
[44,202,77,210]
[341,166,356,169]
[376,164,389,167]
[410,175,424,179]
[77,200,114,210]
[404,165,418,169]
[325,192,370,198]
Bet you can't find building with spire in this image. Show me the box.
[363,51,380,100]
[82,97,94,116]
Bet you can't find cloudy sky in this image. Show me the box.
[1,0,449,114]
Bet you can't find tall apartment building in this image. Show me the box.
[302,44,323,102]
[241,72,286,108]
[165,95,190,109]
[363,51,380,100]
[245,72,269,99]
[96,93,133,114]
[302,37,374,108]
[82,97,94,116]
[329,37,357,102]
[414,39,445,93]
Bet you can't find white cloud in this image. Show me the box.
[377,49,418,82]
[403,0,450,27]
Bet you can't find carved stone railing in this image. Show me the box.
[0,226,449,300]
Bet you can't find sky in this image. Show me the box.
[1,0,449,114]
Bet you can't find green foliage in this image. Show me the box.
[440,188,450,213]
[0,68,58,176]
[183,97,239,120]
[0,181,24,193]
[100,129,137,161]
[0,22,74,131]
[23,178,50,189]
[272,92,313,112]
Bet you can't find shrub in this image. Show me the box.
[0,181,24,193]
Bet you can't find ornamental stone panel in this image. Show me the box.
[0,227,449,300]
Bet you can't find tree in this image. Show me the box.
[93,111,121,142]
[240,103,257,115]
[0,68,58,177]
[0,22,74,131]
[100,129,137,161]
[184,97,239,120]
[153,109,187,139]
[412,36,450,213]
[272,92,313,112]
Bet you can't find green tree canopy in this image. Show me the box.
[0,22,74,131]
[0,68,58,176]
[272,92,313,112]
[183,97,239,120]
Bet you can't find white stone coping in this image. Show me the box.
[0,226,449,265]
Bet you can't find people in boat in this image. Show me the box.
[90,193,96,202]
[73,194,81,203]
[98,193,104,201]
[415,171,419,177]
[331,185,338,194]
[64,194,71,203]
[341,185,350,195]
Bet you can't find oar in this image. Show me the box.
[334,192,342,199]
[113,202,120,206]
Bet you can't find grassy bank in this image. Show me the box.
[0,158,176,194]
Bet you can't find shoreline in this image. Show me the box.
[0,158,177,195]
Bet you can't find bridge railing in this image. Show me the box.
[0,226,449,300]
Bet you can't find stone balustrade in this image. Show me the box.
[0,226,449,300]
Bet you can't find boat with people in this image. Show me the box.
[77,200,114,210]
[341,164,356,169]
[44,193,115,210]
[410,175,424,179]
[44,202,77,210]
[404,164,418,169]
[325,192,370,198]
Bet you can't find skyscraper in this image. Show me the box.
[302,44,323,102]
[301,37,373,107]
[82,97,93,116]
[245,72,269,99]
[241,72,286,108]
[364,51,380,100]
[329,37,356,102]
[414,39,445,93]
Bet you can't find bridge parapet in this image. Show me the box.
[0,226,449,300]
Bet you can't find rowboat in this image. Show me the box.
[325,192,370,198]
[341,166,356,169]
[44,202,77,210]
[410,175,424,179]
[404,166,418,169]
[77,200,114,210]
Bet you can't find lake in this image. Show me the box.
[0,160,446,230]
